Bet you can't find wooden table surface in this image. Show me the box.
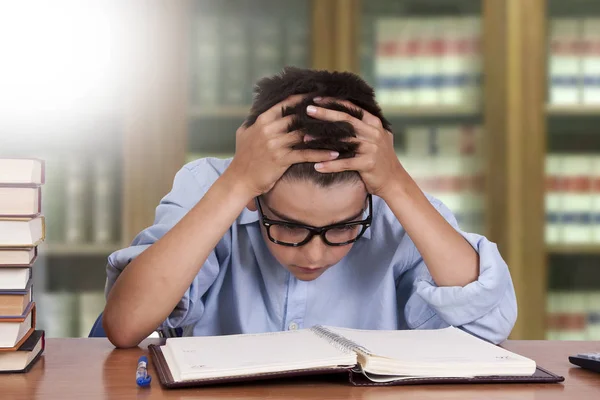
[1,338,598,399]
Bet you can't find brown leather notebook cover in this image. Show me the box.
[149,344,350,388]
[148,344,564,389]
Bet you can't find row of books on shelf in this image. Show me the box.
[36,290,105,338]
[43,156,119,246]
[400,125,485,233]
[549,18,600,106]
[186,124,486,233]
[546,291,600,340]
[366,16,481,107]
[545,154,600,244]
[194,0,309,108]
[0,158,46,373]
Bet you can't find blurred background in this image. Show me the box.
[0,0,598,340]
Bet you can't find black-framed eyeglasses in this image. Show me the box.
[255,194,372,247]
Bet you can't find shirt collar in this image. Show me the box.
[236,207,373,240]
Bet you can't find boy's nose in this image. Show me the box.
[303,235,327,264]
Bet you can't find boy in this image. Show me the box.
[103,68,516,348]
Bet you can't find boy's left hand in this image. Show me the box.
[306,97,405,199]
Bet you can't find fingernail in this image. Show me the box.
[330,151,339,158]
[306,105,317,114]
[314,163,324,170]
[313,97,322,102]
[304,134,315,142]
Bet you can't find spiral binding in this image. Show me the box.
[310,325,372,357]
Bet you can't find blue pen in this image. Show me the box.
[136,355,152,387]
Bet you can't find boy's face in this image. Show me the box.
[248,179,368,281]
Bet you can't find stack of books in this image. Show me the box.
[0,158,46,373]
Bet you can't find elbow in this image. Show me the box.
[103,306,144,349]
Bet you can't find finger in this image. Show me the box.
[276,130,304,147]
[314,156,370,173]
[263,115,295,136]
[257,94,306,125]
[288,149,340,165]
[313,97,383,129]
[306,105,380,141]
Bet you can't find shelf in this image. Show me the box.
[189,106,250,118]
[41,243,123,256]
[546,105,600,116]
[547,244,600,255]
[381,105,480,117]
[188,105,481,119]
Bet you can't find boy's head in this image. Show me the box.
[245,67,390,281]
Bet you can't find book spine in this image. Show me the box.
[582,18,600,105]
[546,291,560,340]
[64,158,86,244]
[375,18,396,106]
[587,291,600,340]
[359,13,376,86]
[41,156,64,243]
[194,13,220,107]
[394,19,416,106]
[561,292,587,340]
[250,14,282,88]
[545,154,563,244]
[37,291,77,337]
[462,17,481,107]
[91,157,115,244]
[592,155,600,243]
[283,2,308,68]
[414,19,440,106]
[561,155,593,244]
[440,18,462,105]
[549,19,582,105]
[219,7,249,106]
[78,291,106,337]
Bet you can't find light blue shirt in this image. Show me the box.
[105,158,517,344]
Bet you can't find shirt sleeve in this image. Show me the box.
[104,162,227,330]
[397,197,517,344]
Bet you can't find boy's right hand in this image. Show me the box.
[226,95,339,198]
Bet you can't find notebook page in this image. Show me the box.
[163,328,357,382]
[327,326,536,377]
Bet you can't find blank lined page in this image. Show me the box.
[164,328,357,382]
[328,326,535,367]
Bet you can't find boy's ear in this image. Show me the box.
[246,199,257,212]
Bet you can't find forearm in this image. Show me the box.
[103,172,253,347]
[381,170,479,287]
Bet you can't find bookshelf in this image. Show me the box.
[546,105,600,116]
[382,105,480,118]
[43,243,123,257]
[10,0,600,340]
[547,245,600,255]
[543,0,600,341]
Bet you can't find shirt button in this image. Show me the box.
[288,322,299,331]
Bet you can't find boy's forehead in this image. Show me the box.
[264,180,367,226]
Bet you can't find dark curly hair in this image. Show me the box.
[245,67,391,187]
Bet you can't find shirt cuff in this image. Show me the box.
[414,232,511,327]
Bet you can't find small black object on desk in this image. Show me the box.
[569,353,600,373]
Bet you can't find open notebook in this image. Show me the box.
[148,326,564,388]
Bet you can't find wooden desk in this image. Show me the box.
[1,339,598,399]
